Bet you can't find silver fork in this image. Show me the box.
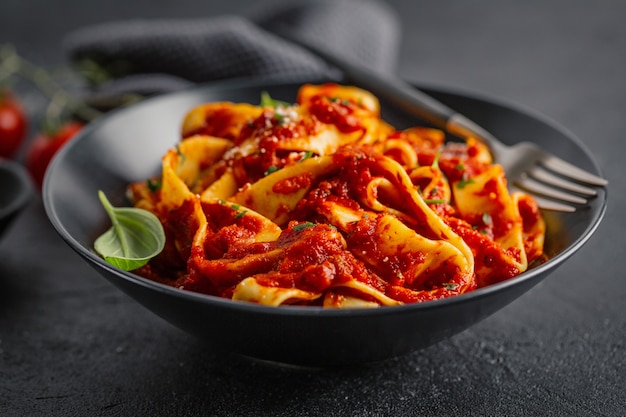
[447,114,607,212]
[275,30,608,212]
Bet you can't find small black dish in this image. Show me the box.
[43,78,607,366]
[0,159,33,239]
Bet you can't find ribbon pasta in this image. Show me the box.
[128,83,546,307]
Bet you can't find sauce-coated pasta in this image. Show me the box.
[127,83,546,308]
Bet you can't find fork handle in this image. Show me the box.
[274,28,500,146]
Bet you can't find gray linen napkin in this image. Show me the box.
[63,0,400,98]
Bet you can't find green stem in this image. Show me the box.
[0,44,21,84]
[98,190,131,257]
[0,43,102,122]
[45,91,68,132]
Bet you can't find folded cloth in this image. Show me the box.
[62,0,400,99]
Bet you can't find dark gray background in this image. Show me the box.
[1,1,624,416]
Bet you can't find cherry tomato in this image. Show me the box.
[0,90,28,158]
[26,121,83,189]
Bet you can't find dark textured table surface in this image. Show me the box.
[1,1,624,416]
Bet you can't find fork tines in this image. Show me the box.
[516,154,607,212]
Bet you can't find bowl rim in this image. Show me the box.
[42,77,608,317]
[0,158,33,220]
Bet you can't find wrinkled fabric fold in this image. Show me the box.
[63,0,401,97]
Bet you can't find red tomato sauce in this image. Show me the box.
[127,84,546,307]
[308,95,364,134]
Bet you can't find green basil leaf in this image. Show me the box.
[94,190,165,271]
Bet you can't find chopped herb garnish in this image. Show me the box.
[234,210,248,219]
[293,222,316,232]
[265,166,280,176]
[482,212,492,225]
[229,203,241,211]
[455,162,465,171]
[175,145,186,164]
[274,112,285,125]
[299,151,313,162]
[328,97,350,105]
[443,282,458,291]
[260,91,291,108]
[423,198,446,204]
[456,177,475,189]
[432,149,442,169]
[146,178,161,192]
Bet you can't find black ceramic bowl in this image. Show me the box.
[0,159,33,239]
[43,79,607,366]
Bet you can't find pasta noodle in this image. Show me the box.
[127,83,546,308]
